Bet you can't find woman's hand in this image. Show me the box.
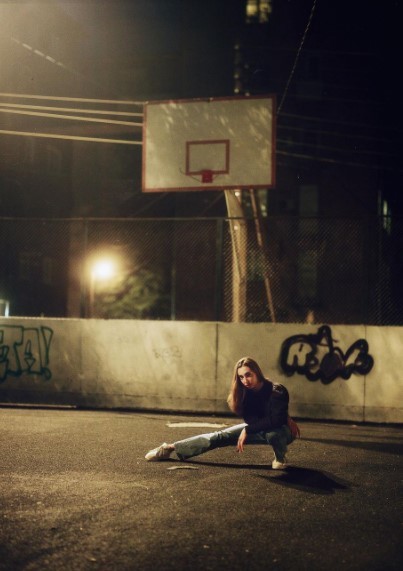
[287,416,301,439]
[237,428,247,453]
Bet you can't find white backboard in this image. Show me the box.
[142,95,276,192]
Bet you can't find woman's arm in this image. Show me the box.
[236,428,248,453]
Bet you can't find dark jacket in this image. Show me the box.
[243,379,289,434]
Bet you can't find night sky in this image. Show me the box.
[1,0,401,212]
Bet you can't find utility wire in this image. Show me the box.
[1,93,396,134]
[242,45,380,58]
[280,92,383,106]
[0,107,142,127]
[0,92,144,106]
[0,100,392,148]
[0,129,142,145]
[278,124,394,145]
[277,0,318,115]
[279,111,400,133]
[0,102,143,117]
[277,150,401,172]
[277,139,396,159]
[0,90,394,158]
[0,94,145,144]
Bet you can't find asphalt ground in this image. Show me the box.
[0,407,402,571]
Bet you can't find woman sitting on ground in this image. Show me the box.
[145,356,300,469]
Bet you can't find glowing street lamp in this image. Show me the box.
[88,256,117,318]
[92,259,115,281]
[0,298,10,317]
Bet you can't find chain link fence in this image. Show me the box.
[0,216,402,325]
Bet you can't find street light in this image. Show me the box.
[88,256,117,318]
[0,299,10,317]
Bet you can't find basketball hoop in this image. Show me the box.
[142,96,276,192]
[185,139,229,185]
[201,169,213,183]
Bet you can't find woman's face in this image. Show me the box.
[237,365,263,391]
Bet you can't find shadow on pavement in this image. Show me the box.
[185,460,272,470]
[185,459,352,495]
[256,466,352,495]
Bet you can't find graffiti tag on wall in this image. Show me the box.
[280,325,374,384]
[0,325,53,382]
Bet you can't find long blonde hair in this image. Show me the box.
[227,357,266,416]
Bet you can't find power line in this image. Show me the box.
[1,103,392,149]
[242,45,380,59]
[277,138,396,160]
[279,111,400,133]
[278,124,394,145]
[278,92,384,107]
[0,92,144,106]
[1,93,395,134]
[0,94,395,158]
[277,0,318,115]
[0,129,142,145]
[0,102,143,117]
[277,150,401,172]
[0,107,142,127]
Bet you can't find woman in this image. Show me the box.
[145,356,300,469]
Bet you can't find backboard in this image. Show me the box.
[142,95,276,192]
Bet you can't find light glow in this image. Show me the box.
[91,259,116,281]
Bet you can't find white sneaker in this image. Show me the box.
[272,456,287,470]
[145,443,173,462]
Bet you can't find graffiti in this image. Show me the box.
[0,325,53,382]
[280,325,374,384]
[153,346,182,364]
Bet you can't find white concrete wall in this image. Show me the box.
[0,318,402,423]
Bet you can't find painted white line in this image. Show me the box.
[167,466,199,471]
[167,422,228,429]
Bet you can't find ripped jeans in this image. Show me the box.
[173,423,293,462]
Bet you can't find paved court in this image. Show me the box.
[0,407,402,570]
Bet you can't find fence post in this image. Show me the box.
[250,189,276,323]
[224,190,247,322]
[170,219,177,320]
[80,219,89,318]
[214,218,224,321]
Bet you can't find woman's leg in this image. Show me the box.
[264,425,293,463]
[173,423,246,460]
[145,424,293,463]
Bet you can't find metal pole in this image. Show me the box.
[89,272,95,318]
[80,219,89,318]
[170,220,177,320]
[250,189,276,323]
[224,190,247,322]
[214,218,224,321]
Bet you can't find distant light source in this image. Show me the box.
[88,255,119,317]
[0,299,10,317]
[91,259,115,281]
